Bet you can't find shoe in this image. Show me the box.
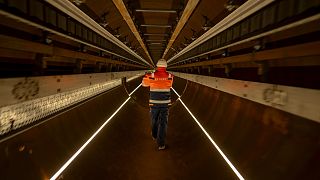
[158,145,166,150]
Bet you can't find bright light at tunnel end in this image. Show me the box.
[50,84,141,180]
[171,87,245,180]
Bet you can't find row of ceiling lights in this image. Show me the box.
[72,0,240,58]
[168,0,242,57]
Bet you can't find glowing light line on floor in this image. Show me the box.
[129,83,142,96]
[171,87,245,180]
[51,83,141,180]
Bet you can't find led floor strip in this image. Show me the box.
[129,83,142,96]
[171,87,245,180]
[50,84,141,180]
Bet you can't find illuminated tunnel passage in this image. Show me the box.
[0,82,131,180]
[0,77,238,180]
[1,77,319,180]
[177,80,320,180]
[59,77,238,179]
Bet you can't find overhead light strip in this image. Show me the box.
[112,0,155,67]
[50,83,141,180]
[144,33,169,36]
[167,0,274,63]
[162,0,200,59]
[45,0,150,67]
[148,42,165,45]
[146,40,167,42]
[171,87,245,180]
[135,9,177,13]
[141,24,171,28]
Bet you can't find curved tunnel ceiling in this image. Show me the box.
[71,0,245,65]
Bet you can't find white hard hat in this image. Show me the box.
[156,59,167,68]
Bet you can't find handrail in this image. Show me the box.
[167,0,274,63]
[45,0,152,67]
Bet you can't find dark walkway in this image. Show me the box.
[62,79,236,179]
[2,76,318,179]
[0,78,237,180]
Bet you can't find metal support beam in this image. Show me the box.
[0,35,145,68]
[112,0,154,67]
[169,14,320,65]
[167,0,274,63]
[28,1,149,66]
[162,0,200,58]
[169,41,320,69]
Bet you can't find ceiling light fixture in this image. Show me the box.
[149,42,163,45]
[99,12,109,27]
[123,35,128,44]
[202,15,212,31]
[225,0,240,11]
[146,40,166,42]
[135,9,177,13]
[141,24,171,28]
[170,47,177,52]
[191,29,197,41]
[72,0,85,6]
[114,27,121,38]
[183,37,191,46]
[144,33,169,36]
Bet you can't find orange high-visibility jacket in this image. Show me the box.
[142,67,174,107]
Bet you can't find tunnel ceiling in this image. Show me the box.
[76,0,244,64]
[1,0,318,83]
[0,0,249,77]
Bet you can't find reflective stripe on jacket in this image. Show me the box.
[142,68,174,107]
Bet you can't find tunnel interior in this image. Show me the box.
[0,77,319,179]
[0,0,320,179]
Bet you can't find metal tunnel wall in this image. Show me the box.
[179,79,320,179]
[1,75,319,179]
[0,84,129,179]
[0,0,319,179]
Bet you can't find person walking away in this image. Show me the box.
[142,59,174,150]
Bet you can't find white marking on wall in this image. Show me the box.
[0,73,144,135]
[171,72,320,123]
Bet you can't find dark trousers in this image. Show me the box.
[150,107,168,147]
